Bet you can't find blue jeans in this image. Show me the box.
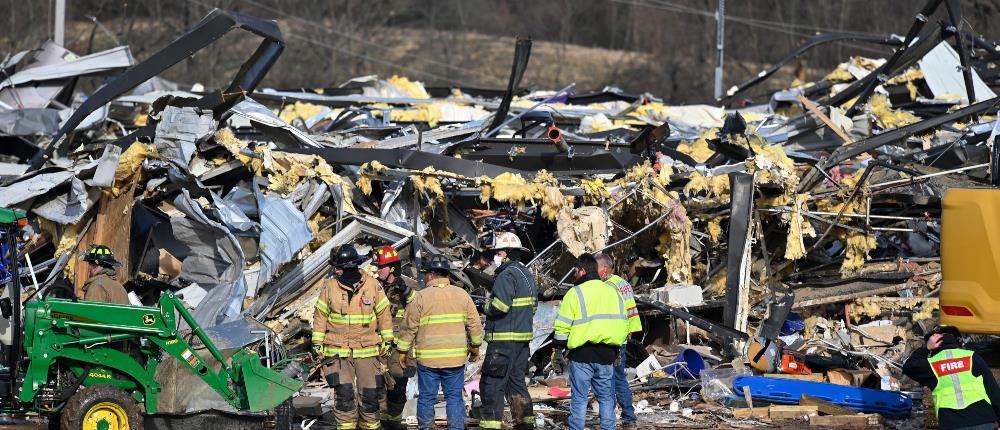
[615,345,637,424]
[416,364,466,430]
[568,360,615,430]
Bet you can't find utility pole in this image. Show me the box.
[54,0,66,46]
[714,0,725,101]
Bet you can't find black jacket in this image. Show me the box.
[484,261,538,342]
[903,343,1000,430]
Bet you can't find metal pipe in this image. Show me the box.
[61,333,136,347]
[714,0,726,100]
[23,251,39,292]
[63,321,162,335]
[870,162,988,188]
[527,239,562,267]
[759,207,931,221]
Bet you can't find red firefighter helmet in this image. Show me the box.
[375,245,401,266]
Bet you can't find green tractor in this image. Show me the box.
[0,208,303,429]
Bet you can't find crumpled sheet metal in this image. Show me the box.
[0,109,62,135]
[30,176,97,224]
[920,41,997,102]
[0,171,74,207]
[171,190,247,327]
[28,8,285,170]
[153,105,215,167]
[0,46,134,91]
[256,194,313,290]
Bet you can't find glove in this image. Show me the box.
[381,341,393,358]
[468,345,481,362]
[551,348,568,374]
[398,353,408,369]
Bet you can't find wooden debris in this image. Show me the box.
[765,373,825,382]
[800,394,858,416]
[732,407,769,419]
[809,413,881,428]
[768,405,819,420]
[742,386,754,408]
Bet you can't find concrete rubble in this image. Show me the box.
[4,3,1000,428]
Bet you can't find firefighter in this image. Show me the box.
[470,249,495,277]
[594,253,641,429]
[395,255,483,430]
[374,244,414,430]
[903,326,1000,430]
[81,244,129,304]
[554,253,628,430]
[479,232,537,430]
[313,244,394,430]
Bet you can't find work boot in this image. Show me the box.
[622,422,638,430]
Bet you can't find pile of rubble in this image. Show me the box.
[4,3,1000,428]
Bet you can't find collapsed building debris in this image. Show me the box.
[4,1,1000,427]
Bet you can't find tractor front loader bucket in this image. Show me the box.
[232,349,304,412]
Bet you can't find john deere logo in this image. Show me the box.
[142,314,156,325]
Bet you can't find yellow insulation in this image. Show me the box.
[478,171,574,220]
[784,193,816,260]
[357,160,387,195]
[113,143,162,197]
[278,101,327,124]
[676,129,717,163]
[870,94,920,129]
[841,232,877,275]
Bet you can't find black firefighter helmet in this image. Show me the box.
[420,255,453,275]
[82,244,122,268]
[331,244,364,269]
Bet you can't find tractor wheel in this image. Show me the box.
[61,385,143,430]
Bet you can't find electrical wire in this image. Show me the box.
[610,0,893,56]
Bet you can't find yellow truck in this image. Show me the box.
[940,188,1000,332]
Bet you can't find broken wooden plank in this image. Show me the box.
[798,94,853,144]
[768,405,819,420]
[793,283,911,309]
[732,407,769,419]
[800,394,859,416]
[742,386,754,409]
[809,414,880,428]
[74,180,137,295]
[765,373,825,382]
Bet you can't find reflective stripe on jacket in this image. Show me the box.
[484,261,537,342]
[929,348,991,414]
[395,278,484,368]
[554,279,628,350]
[606,274,641,334]
[312,273,393,358]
